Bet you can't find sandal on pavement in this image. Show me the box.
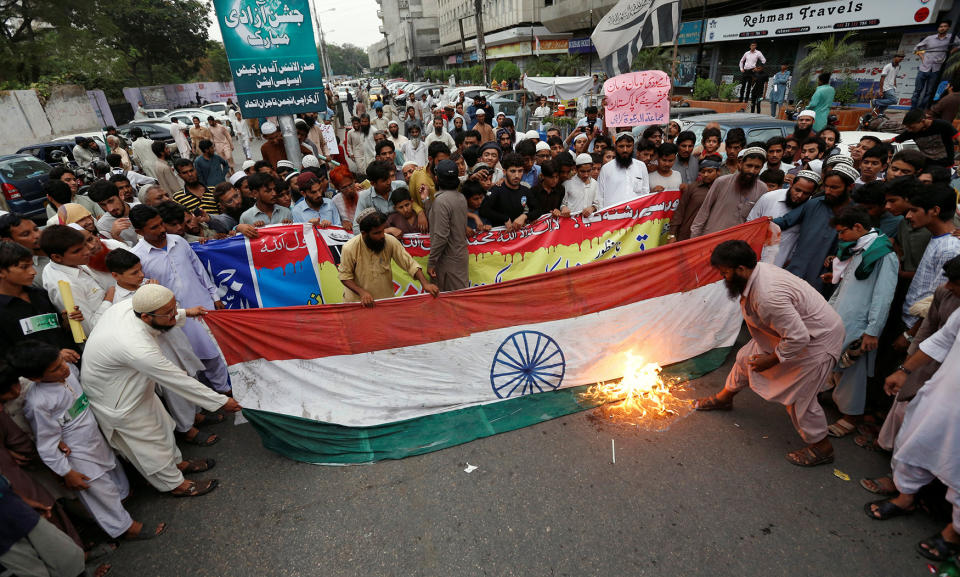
[827,418,857,438]
[917,533,960,562]
[124,521,167,541]
[864,498,914,520]
[86,542,117,561]
[171,479,219,498]
[694,395,733,411]
[177,430,219,447]
[181,458,215,474]
[860,476,898,496]
[195,412,226,427]
[854,433,887,452]
[786,444,834,467]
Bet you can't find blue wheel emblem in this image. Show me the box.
[490,331,565,399]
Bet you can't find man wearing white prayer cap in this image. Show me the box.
[80,284,240,497]
[259,120,312,170]
[534,140,552,166]
[241,159,256,174]
[525,129,540,143]
[302,154,320,169]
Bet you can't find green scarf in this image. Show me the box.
[836,231,894,281]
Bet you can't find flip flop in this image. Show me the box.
[859,477,898,496]
[195,412,226,427]
[864,498,914,520]
[171,479,219,498]
[181,458,216,474]
[917,533,960,561]
[124,521,167,541]
[178,429,219,447]
[86,542,117,561]
[827,418,857,438]
[786,444,834,467]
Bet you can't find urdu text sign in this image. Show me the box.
[214,0,327,117]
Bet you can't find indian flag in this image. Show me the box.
[204,219,771,464]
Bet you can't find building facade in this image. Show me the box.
[368,0,442,71]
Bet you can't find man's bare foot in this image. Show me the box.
[93,563,111,577]
[694,389,735,411]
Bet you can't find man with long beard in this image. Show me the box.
[748,170,820,266]
[689,147,768,238]
[791,110,817,142]
[329,165,359,233]
[695,241,844,466]
[337,209,438,306]
[387,120,409,151]
[347,114,375,175]
[596,132,650,209]
[774,164,859,292]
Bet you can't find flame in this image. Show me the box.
[580,351,693,429]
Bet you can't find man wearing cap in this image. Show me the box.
[534,141,552,166]
[81,284,241,497]
[428,159,469,291]
[259,121,311,170]
[472,109,496,145]
[690,147,768,238]
[338,209,438,306]
[562,153,599,217]
[749,170,821,266]
[792,110,817,143]
[597,133,650,209]
[400,125,427,168]
[671,157,721,241]
[292,171,340,227]
[872,53,905,116]
[774,163,860,292]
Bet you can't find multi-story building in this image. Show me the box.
[368,0,442,71]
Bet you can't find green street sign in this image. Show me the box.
[214,0,327,117]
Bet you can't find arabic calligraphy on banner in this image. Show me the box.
[603,70,671,128]
[213,0,326,117]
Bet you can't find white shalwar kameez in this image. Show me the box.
[23,368,133,538]
[80,300,228,491]
[893,308,960,525]
[596,158,650,209]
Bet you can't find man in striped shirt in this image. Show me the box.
[171,158,219,215]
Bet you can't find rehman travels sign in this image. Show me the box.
[705,0,937,42]
[214,0,326,117]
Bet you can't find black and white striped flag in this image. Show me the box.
[591,0,681,77]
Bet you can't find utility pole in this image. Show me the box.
[587,9,593,75]
[408,19,419,79]
[695,0,707,80]
[384,32,391,67]
[474,0,488,85]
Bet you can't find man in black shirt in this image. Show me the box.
[750,64,770,114]
[479,153,530,231]
[0,241,79,360]
[893,108,959,167]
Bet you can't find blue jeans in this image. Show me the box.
[912,69,940,109]
[770,101,782,118]
[873,90,898,114]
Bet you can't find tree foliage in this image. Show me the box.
[525,58,557,77]
[326,43,369,76]
[491,60,520,82]
[631,48,672,73]
[553,54,583,76]
[797,32,863,80]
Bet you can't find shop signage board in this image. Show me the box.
[705,0,936,43]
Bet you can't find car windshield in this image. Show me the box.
[205,104,227,113]
[685,123,729,146]
[493,100,519,116]
[0,156,50,180]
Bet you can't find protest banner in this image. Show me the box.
[603,70,671,127]
[194,191,680,308]
[204,218,774,465]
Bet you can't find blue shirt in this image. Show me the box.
[292,198,341,225]
[193,154,230,187]
[521,164,541,188]
[773,196,839,293]
[239,204,293,226]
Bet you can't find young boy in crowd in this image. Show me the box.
[465,181,489,233]
[40,225,115,335]
[11,340,166,540]
[239,172,293,227]
[636,139,658,173]
[759,169,785,192]
[853,181,901,238]
[857,146,888,186]
[562,154,599,217]
[104,248,221,445]
[0,241,79,359]
[385,187,418,238]
[697,127,721,160]
[649,143,682,193]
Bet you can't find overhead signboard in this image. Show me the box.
[705,0,936,43]
[214,0,327,117]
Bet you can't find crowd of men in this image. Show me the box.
[3,72,960,574]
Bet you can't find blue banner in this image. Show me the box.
[213,0,327,117]
[677,20,703,46]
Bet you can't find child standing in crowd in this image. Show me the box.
[40,225,115,335]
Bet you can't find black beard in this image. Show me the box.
[363,234,385,253]
[303,116,316,128]
[615,152,633,169]
[149,320,175,332]
[737,172,757,187]
[793,126,812,140]
[724,274,749,299]
[784,192,806,209]
[823,190,850,207]
[360,125,370,135]
[435,128,443,135]
[389,130,399,138]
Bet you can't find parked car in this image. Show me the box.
[116,122,176,146]
[17,142,78,165]
[139,108,168,119]
[201,102,233,115]
[135,107,232,128]
[677,113,795,145]
[0,154,52,219]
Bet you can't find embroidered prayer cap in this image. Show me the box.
[614,132,635,143]
[297,172,320,189]
[132,284,176,314]
[302,155,320,168]
[824,154,854,168]
[355,207,379,224]
[388,120,400,127]
[828,163,860,183]
[798,110,816,119]
[229,171,246,185]
[260,121,278,135]
[535,141,550,152]
[795,170,822,186]
[241,160,256,171]
[738,146,767,161]
[401,160,418,169]
[575,153,594,166]
[574,132,588,142]
[474,108,486,116]
[525,130,540,140]
[276,160,295,170]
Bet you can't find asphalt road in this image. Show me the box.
[98,335,944,577]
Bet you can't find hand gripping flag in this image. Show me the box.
[591,0,681,77]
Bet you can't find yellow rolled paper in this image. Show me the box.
[58,280,86,343]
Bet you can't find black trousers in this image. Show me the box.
[739,69,754,102]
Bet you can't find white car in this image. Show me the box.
[840,131,917,155]
[141,108,232,127]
